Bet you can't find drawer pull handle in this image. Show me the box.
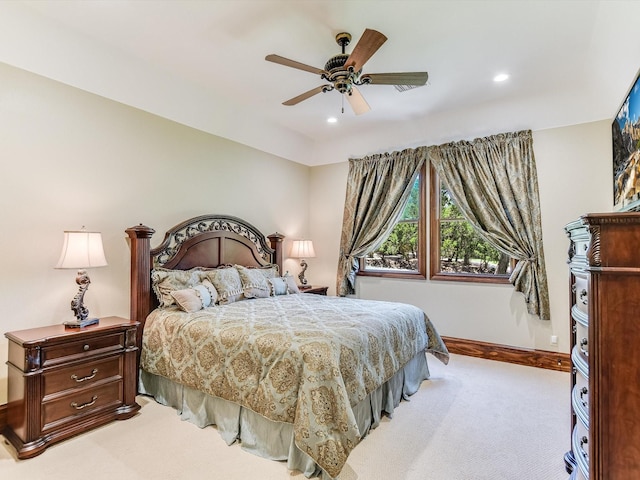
[571,283,577,294]
[83,344,90,351]
[579,436,589,461]
[579,386,588,408]
[71,368,98,383]
[71,395,98,410]
[579,289,588,305]
[579,337,588,356]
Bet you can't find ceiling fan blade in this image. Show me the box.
[265,54,327,76]
[283,85,332,106]
[361,72,429,86]
[345,29,387,72]
[346,86,370,115]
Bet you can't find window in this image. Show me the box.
[429,165,512,283]
[358,163,512,284]
[358,163,426,279]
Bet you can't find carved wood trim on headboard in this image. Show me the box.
[151,215,279,268]
[125,215,284,368]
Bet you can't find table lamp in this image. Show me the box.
[290,240,316,286]
[56,229,108,328]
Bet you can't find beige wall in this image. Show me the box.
[308,120,612,354]
[0,59,615,405]
[0,63,310,403]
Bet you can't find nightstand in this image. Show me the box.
[3,316,140,459]
[299,285,328,295]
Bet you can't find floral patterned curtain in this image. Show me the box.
[337,148,426,296]
[428,130,550,320]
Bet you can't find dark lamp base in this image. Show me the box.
[64,317,100,329]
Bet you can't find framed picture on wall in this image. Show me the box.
[613,69,640,211]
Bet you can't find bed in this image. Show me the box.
[126,214,449,479]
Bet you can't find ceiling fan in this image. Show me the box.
[265,28,428,115]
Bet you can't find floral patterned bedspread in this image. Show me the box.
[141,293,449,478]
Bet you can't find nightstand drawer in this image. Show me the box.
[42,332,125,367]
[43,355,123,398]
[42,380,123,432]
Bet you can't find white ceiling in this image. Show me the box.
[1,0,640,166]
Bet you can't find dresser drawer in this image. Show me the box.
[572,423,590,479]
[572,344,589,379]
[571,304,588,329]
[42,332,125,367]
[572,382,589,429]
[572,273,589,316]
[573,366,589,417]
[42,380,123,432]
[43,355,123,398]
[575,319,589,362]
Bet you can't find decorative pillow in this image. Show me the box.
[235,265,270,299]
[171,279,217,313]
[196,279,218,305]
[205,267,244,304]
[254,264,279,280]
[151,267,206,308]
[283,272,300,294]
[268,277,289,296]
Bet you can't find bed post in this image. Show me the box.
[125,224,155,371]
[267,232,285,274]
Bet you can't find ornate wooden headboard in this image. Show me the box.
[125,214,284,348]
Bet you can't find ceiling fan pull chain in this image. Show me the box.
[342,94,345,114]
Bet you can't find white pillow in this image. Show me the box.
[268,277,288,296]
[283,273,300,294]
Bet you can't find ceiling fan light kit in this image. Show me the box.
[265,28,428,115]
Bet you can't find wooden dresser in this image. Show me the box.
[564,213,640,480]
[3,316,140,458]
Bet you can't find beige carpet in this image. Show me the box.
[0,354,570,480]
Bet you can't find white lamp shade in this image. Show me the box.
[56,231,108,269]
[290,240,316,259]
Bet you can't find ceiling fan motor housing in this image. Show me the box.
[324,53,360,93]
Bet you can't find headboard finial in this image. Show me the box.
[267,232,285,270]
[126,224,155,239]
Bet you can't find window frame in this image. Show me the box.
[429,164,511,284]
[357,163,426,280]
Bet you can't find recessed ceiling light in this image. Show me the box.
[494,73,509,82]
[327,117,338,124]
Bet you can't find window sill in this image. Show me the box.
[430,272,510,284]
[358,270,426,280]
